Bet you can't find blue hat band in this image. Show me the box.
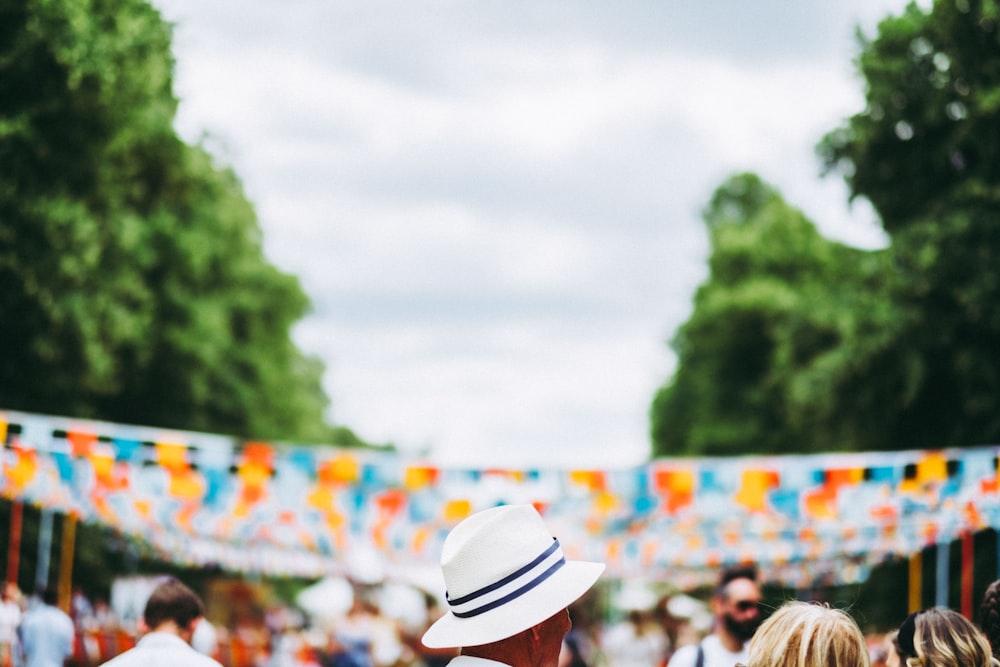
[446,538,566,619]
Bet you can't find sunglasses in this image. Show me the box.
[733,600,760,612]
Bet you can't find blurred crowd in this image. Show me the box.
[0,572,998,667]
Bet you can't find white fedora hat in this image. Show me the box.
[421,504,605,649]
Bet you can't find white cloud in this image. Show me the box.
[155,0,908,468]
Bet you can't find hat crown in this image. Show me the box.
[441,505,556,600]
[421,503,604,648]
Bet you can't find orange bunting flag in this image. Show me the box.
[803,486,838,519]
[89,454,128,492]
[67,430,97,457]
[569,470,606,491]
[375,489,407,517]
[982,477,1000,494]
[653,468,695,513]
[404,466,439,490]
[318,454,359,485]
[825,468,864,489]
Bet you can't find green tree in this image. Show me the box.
[0,0,356,444]
[654,0,1000,457]
[819,0,1000,232]
[650,174,892,457]
[820,0,1000,449]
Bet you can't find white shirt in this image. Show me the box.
[0,600,21,643]
[446,657,511,667]
[100,631,223,667]
[667,635,748,667]
[602,620,669,667]
[19,603,74,667]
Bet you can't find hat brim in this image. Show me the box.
[421,559,604,649]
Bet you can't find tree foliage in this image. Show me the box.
[819,0,1000,232]
[0,0,353,444]
[653,0,1000,457]
[651,174,894,457]
[820,0,1000,450]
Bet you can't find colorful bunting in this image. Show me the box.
[1,409,999,587]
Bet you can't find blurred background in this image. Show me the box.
[3,0,1000,665]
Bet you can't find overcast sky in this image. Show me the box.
[152,0,911,469]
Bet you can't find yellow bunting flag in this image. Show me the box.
[735,469,779,513]
[318,454,359,485]
[7,448,38,490]
[592,491,618,515]
[155,443,188,470]
[443,499,471,522]
[918,453,948,483]
[404,466,438,490]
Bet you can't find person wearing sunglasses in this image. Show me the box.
[893,607,997,667]
[668,565,762,667]
[737,601,869,667]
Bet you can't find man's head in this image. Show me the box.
[39,588,59,607]
[143,578,205,635]
[421,504,605,651]
[713,565,762,644]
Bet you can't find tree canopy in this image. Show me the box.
[653,0,1000,457]
[651,174,895,456]
[0,0,358,444]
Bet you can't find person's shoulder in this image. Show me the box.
[666,642,698,667]
[702,634,744,661]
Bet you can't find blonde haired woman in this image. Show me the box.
[893,607,999,667]
[746,601,870,667]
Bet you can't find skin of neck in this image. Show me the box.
[460,622,559,667]
[462,631,535,667]
[147,618,197,644]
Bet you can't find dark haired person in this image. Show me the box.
[667,565,762,667]
[100,578,222,666]
[980,579,1000,662]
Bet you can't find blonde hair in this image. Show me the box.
[902,607,997,667]
[748,601,870,667]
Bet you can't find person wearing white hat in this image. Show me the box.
[421,504,605,667]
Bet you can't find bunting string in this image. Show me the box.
[1,409,999,588]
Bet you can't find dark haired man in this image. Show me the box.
[100,578,221,666]
[667,566,762,667]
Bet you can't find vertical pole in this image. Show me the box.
[961,531,974,618]
[909,549,923,613]
[935,541,949,608]
[5,501,22,585]
[58,513,76,612]
[35,509,54,593]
